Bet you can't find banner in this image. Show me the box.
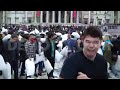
[36,11,40,17]
[73,11,77,17]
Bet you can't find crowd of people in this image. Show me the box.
[0,24,120,79]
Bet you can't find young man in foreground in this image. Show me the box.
[60,26,108,79]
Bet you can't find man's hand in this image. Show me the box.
[77,72,91,79]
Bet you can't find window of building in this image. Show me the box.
[79,18,82,23]
[43,11,46,23]
[22,17,25,23]
[49,11,52,23]
[108,26,111,29]
[16,11,19,13]
[16,11,24,13]
[6,11,10,13]
[106,19,110,23]
[36,17,40,23]
[91,11,94,13]
[73,11,77,23]
[67,11,71,23]
[98,21,101,25]
[98,19,102,25]
[55,11,58,23]
[27,17,32,23]
[61,11,64,23]
[27,11,32,13]
[90,18,94,24]
[7,17,11,24]
[84,18,88,24]
[15,17,19,24]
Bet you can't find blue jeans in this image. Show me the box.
[35,61,44,74]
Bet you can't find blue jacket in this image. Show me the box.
[66,39,76,52]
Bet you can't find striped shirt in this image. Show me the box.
[25,41,36,59]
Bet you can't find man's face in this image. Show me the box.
[67,34,71,39]
[83,35,102,58]
[11,37,18,42]
[29,35,37,43]
[52,34,57,40]
[30,35,36,40]
[37,37,40,41]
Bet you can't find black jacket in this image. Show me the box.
[2,39,19,62]
[0,38,4,55]
[43,39,55,61]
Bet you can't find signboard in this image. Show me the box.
[101,25,120,36]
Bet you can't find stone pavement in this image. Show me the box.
[0,61,63,79]
[0,71,48,79]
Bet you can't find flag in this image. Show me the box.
[73,11,77,18]
[36,11,40,17]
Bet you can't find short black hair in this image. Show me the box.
[47,32,54,38]
[29,34,36,36]
[22,34,29,40]
[11,33,18,39]
[83,26,103,40]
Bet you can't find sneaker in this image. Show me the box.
[48,76,54,79]
[38,73,42,76]
[0,71,2,75]
[20,73,25,76]
[34,74,38,77]
[26,76,32,79]
[27,77,34,79]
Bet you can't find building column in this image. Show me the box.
[76,11,79,23]
[34,11,37,23]
[58,11,61,23]
[31,11,34,23]
[95,11,98,26]
[64,11,67,23]
[40,11,43,23]
[52,11,55,23]
[88,11,91,24]
[15,11,16,24]
[93,15,96,26]
[46,11,49,23]
[70,11,73,23]
[2,11,5,24]
[25,11,28,23]
[118,11,120,24]
[81,11,84,23]
[93,11,97,26]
